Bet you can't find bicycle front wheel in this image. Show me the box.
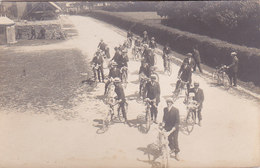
[145,110,152,133]
[186,111,195,134]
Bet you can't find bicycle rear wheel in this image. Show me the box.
[222,73,231,90]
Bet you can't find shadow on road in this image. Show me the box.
[137,143,162,168]
[128,114,148,134]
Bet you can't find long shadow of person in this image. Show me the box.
[137,143,162,168]
[127,114,149,134]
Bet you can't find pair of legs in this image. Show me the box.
[93,66,104,82]
[193,61,203,73]
[168,130,180,157]
[228,70,237,86]
[148,101,158,123]
[118,101,127,121]
[174,80,190,93]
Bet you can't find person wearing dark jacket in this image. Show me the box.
[162,98,180,161]
[144,74,160,123]
[114,78,128,124]
[192,46,203,73]
[104,62,121,95]
[149,37,157,49]
[188,82,204,126]
[174,62,192,92]
[163,44,171,71]
[227,52,239,87]
[91,51,104,82]
[183,53,195,71]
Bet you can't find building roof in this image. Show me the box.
[0,16,15,26]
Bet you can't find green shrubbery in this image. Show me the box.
[156,1,260,48]
[88,10,260,86]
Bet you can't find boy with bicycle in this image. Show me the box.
[162,98,180,161]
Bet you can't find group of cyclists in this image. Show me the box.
[90,29,239,161]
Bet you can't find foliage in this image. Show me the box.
[155,1,260,48]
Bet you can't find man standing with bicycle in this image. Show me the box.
[104,62,121,95]
[227,52,239,87]
[162,98,180,161]
[192,45,203,73]
[114,78,129,125]
[188,82,204,126]
[91,50,104,83]
[144,74,160,124]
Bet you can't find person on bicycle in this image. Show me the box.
[149,66,159,81]
[183,53,195,71]
[127,30,133,45]
[111,47,122,65]
[174,61,192,93]
[163,43,171,72]
[114,78,129,124]
[192,45,203,73]
[98,39,107,53]
[91,50,104,83]
[104,62,121,95]
[227,52,239,87]
[142,31,149,44]
[144,74,161,124]
[143,48,155,67]
[118,49,129,69]
[139,62,151,97]
[188,82,204,126]
[149,37,157,51]
[162,98,180,160]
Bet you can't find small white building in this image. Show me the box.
[0,16,17,44]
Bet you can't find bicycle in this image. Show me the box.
[120,66,128,88]
[116,101,128,122]
[98,99,119,134]
[138,74,150,101]
[212,64,231,90]
[173,78,189,101]
[104,79,116,105]
[144,98,156,133]
[185,98,198,134]
[132,46,141,61]
[164,54,172,76]
[155,125,169,168]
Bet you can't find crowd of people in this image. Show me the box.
[90,30,239,161]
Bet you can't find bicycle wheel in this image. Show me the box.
[186,111,195,134]
[222,73,231,90]
[161,145,169,168]
[167,62,172,76]
[212,71,220,85]
[145,109,152,133]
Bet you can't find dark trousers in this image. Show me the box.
[149,101,158,120]
[118,101,127,120]
[175,80,190,92]
[228,70,237,86]
[193,107,202,121]
[93,66,104,82]
[168,129,180,154]
[30,33,36,39]
[193,61,203,73]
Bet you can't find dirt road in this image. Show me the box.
[0,15,259,168]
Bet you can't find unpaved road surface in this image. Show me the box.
[0,15,259,168]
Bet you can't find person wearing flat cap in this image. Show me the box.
[114,78,128,124]
[227,52,239,87]
[144,74,161,123]
[162,98,180,161]
[104,62,121,95]
[183,53,195,70]
[91,50,104,83]
[188,81,204,126]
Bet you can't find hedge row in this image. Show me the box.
[87,10,260,86]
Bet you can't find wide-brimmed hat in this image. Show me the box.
[114,77,121,83]
[231,52,237,56]
[186,53,192,57]
[150,74,157,80]
[166,98,173,103]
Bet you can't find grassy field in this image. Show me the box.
[115,12,162,22]
[0,49,90,113]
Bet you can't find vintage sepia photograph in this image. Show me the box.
[0,1,260,168]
